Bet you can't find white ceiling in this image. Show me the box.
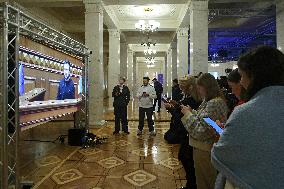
[104,4,188,30]
[113,5,182,19]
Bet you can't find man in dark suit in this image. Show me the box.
[112,77,130,135]
[152,78,163,112]
[57,60,75,100]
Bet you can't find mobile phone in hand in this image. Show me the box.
[161,96,169,103]
[203,118,224,135]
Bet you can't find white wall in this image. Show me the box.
[208,61,238,78]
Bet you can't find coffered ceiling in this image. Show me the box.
[104,4,188,30]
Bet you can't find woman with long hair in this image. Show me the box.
[212,46,284,189]
[227,68,246,106]
[164,75,201,189]
[216,69,247,128]
[181,73,228,189]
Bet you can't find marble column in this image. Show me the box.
[276,0,284,53]
[167,49,172,97]
[84,0,105,127]
[171,42,178,81]
[120,42,128,78]
[164,53,168,95]
[189,0,208,75]
[177,27,189,76]
[133,53,137,96]
[108,29,120,107]
[127,49,133,96]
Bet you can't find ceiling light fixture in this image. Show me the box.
[135,20,160,33]
[145,58,155,64]
[144,48,156,56]
[147,63,155,68]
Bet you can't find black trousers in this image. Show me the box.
[138,107,154,132]
[153,93,162,111]
[114,105,128,132]
[178,135,197,189]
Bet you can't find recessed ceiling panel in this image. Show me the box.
[106,4,185,20]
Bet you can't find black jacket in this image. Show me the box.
[164,95,201,144]
[154,81,163,95]
[112,85,130,107]
[172,84,183,102]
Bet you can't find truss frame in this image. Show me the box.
[0,3,90,188]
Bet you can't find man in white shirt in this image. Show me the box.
[137,77,157,136]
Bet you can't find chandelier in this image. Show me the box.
[141,41,156,47]
[135,20,160,33]
[147,63,155,68]
[146,58,155,68]
[145,58,155,64]
[144,48,156,56]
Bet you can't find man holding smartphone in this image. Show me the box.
[137,77,157,136]
[112,77,130,135]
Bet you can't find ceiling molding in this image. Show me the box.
[104,4,187,30]
[103,0,189,6]
[104,5,120,29]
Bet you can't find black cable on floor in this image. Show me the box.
[23,134,68,143]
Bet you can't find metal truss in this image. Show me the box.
[0,3,89,188]
[6,4,87,57]
[0,3,20,188]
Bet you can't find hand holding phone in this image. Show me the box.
[180,104,192,114]
[161,97,169,103]
[164,103,172,109]
[169,100,178,106]
[215,120,225,129]
[203,118,224,135]
[142,92,149,97]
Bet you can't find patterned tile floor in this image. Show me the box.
[20,104,186,189]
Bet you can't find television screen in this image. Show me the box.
[19,46,84,101]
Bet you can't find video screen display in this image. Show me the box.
[16,38,85,129]
[18,46,84,101]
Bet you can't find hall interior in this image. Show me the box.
[0,0,283,188]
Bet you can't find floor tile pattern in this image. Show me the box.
[19,104,186,189]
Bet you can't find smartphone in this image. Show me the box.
[161,96,169,103]
[203,117,224,135]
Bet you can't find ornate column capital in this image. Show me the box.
[108,29,120,39]
[84,0,103,14]
[177,27,189,37]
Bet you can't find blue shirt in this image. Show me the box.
[212,86,284,189]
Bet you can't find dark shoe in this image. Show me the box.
[113,131,119,135]
[123,131,130,135]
